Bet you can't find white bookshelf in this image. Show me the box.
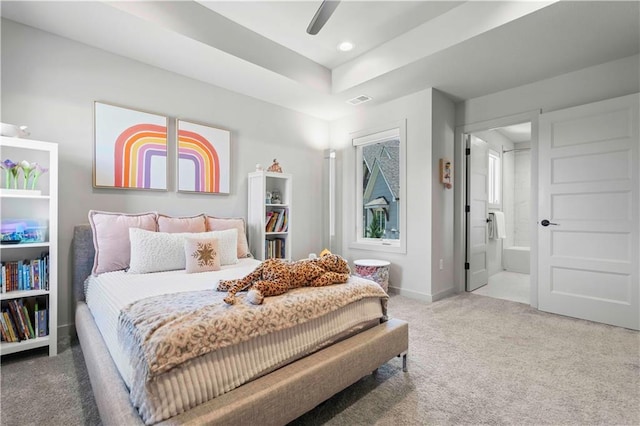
[247,171,292,261]
[0,136,58,356]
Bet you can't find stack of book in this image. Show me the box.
[0,299,47,342]
[265,238,286,259]
[265,209,288,233]
[1,252,49,293]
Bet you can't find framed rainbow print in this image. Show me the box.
[177,119,230,194]
[94,102,168,190]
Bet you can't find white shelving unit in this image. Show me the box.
[0,136,58,356]
[247,171,292,261]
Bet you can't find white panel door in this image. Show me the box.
[466,135,489,291]
[538,93,639,330]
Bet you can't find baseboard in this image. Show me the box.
[430,286,457,302]
[58,323,76,338]
[388,286,433,302]
[388,285,457,303]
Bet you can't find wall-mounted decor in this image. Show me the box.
[439,157,453,189]
[177,120,230,194]
[94,102,168,190]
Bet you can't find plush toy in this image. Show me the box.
[218,253,351,305]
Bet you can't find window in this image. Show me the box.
[351,122,406,253]
[488,149,501,206]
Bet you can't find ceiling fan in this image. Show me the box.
[306,0,341,35]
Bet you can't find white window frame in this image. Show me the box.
[350,120,406,253]
[488,149,501,208]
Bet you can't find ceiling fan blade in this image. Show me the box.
[306,0,341,35]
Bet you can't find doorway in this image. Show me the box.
[465,123,533,304]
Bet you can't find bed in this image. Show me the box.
[72,224,408,425]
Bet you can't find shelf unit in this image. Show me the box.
[247,171,292,261]
[0,136,58,356]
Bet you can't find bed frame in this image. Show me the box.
[72,224,408,425]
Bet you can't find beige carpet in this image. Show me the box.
[2,293,639,425]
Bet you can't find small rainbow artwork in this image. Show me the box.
[94,102,168,190]
[177,120,230,194]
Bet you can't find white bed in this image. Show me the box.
[85,259,386,424]
[73,224,409,425]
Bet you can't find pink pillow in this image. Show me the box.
[158,214,206,233]
[205,216,251,258]
[88,210,157,275]
[185,237,220,273]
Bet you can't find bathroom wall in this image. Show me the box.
[473,130,514,277]
[513,142,531,247]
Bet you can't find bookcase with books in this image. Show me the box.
[0,136,58,356]
[247,171,292,261]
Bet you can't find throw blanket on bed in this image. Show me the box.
[118,277,387,381]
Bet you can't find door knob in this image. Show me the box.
[540,219,558,227]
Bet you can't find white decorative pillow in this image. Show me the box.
[128,228,238,274]
[185,237,220,273]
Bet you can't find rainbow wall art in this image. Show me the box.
[177,120,230,194]
[94,102,168,190]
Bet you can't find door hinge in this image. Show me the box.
[465,205,470,213]
[465,148,471,155]
[464,262,470,270]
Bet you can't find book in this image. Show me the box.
[21,303,35,338]
[0,313,10,342]
[3,311,17,342]
[14,300,31,339]
[38,309,47,337]
[266,211,279,232]
[17,260,23,291]
[33,260,40,290]
[34,303,39,337]
[7,302,25,340]
[274,209,285,232]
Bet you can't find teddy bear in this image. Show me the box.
[217,253,351,305]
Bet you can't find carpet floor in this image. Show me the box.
[1,293,639,425]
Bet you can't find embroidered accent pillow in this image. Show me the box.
[185,237,220,273]
[205,216,251,258]
[88,210,157,275]
[157,214,206,233]
[128,228,238,274]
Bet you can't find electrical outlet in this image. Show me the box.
[439,259,444,270]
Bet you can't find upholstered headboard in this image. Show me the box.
[72,224,95,302]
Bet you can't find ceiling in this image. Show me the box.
[496,123,531,144]
[1,1,639,121]
[198,1,464,69]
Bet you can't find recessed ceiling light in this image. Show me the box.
[338,41,354,52]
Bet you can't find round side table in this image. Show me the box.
[353,259,390,292]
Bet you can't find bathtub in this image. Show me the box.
[503,246,530,274]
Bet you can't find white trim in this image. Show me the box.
[350,120,407,254]
[454,110,540,308]
[352,127,399,147]
[387,286,432,302]
[387,285,456,303]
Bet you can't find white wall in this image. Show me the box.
[330,89,431,300]
[330,88,456,301]
[473,130,515,276]
[457,55,640,125]
[513,143,531,247]
[430,89,456,299]
[454,54,640,301]
[1,19,329,334]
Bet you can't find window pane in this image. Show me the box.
[488,150,501,205]
[361,139,400,240]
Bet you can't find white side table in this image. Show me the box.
[353,259,390,292]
